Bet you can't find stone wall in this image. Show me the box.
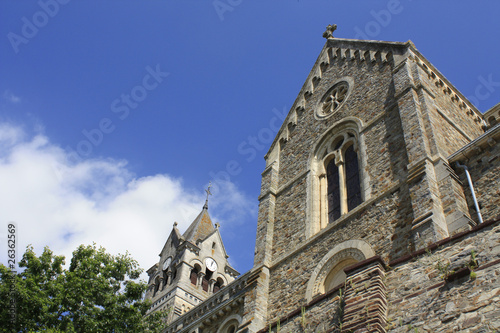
[270,44,408,261]
[277,47,396,189]
[259,219,500,333]
[386,219,500,332]
[262,288,343,333]
[458,135,500,223]
[267,188,413,322]
[411,55,484,157]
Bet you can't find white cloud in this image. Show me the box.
[0,122,254,281]
[3,90,21,104]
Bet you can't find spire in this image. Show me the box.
[182,208,215,243]
[183,183,215,242]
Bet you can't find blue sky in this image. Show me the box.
[1,1,499,278]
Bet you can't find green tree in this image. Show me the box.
[0,244,168,333]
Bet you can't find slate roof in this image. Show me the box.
[182,206,215,243]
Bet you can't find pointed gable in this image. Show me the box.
[265,37,483,162]
[159,222,182,257]
[182,207,215,243]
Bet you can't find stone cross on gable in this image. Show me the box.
[323,24,337,39]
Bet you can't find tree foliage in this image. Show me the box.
[0,244,168,332]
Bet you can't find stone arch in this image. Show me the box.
[216,314,242,333]
[305,240,375,302]
[215,273,228,286]
[189,258,203,268]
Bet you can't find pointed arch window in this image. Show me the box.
[324,138,362,224]
[345,145,362,211]
[311,125,366,235]
[326,159,341,222]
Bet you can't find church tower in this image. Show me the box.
[244,25,489,332]
[145,195,239,322]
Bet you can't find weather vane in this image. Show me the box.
[203,182,212,209]
[323,24,337,39]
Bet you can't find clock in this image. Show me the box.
[162,257,172,270]
[205,258,217,272]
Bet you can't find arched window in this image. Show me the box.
[213,277,224,293]
[345,145,361,211]
[309,121,367,236]
[323,258,358,293]
[326,159,341,222]
[153,276,160,297]
[324,136,362,224]
[305,240,375,302]
[216,316,242,333]
[190,266,199,286]
[202,268,213,292]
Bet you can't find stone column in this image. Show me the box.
[159,276,165,291]
[319,173,328,230]
[198,272,205,289]
[166,271,172,286]
[209,279,216,293]
[342,256,387,333]
[336,154,348,216]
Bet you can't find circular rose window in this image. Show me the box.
[317,81,350,118]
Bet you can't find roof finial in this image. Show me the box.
[323,24,337,39]
[203,182,212,209]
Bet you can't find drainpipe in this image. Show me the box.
[456,161,483,224]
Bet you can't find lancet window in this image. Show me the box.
[310,124,365,236]
[324,133,362,224]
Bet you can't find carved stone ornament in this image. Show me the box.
[323,24,337,39]
[317,81,350,118]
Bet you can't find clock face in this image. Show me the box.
[162,257,172,270]
[205,258,217,272]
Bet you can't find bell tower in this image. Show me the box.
[145,187,239,321]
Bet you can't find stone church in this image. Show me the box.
[145,26,500,332]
